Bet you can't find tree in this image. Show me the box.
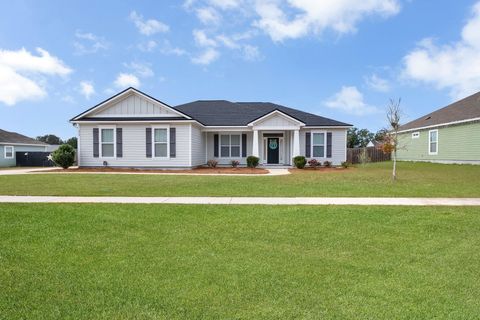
[65,137,78,149]
[382,98,402,181]
[374,128,389,143]
[51,144,76,169]
[36,134,63,145]
[347,127,375,148]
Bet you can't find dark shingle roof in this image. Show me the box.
[174,100,351,126]
[0,129,47,145]
[399,91,480,131]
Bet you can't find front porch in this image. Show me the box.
[204,128,301,167]
[204,110,304,166]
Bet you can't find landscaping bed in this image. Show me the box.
[46,166,269,174]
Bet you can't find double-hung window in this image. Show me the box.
[429,129,438,155]
[312,132,325,158]
[4,146,14,159]
[101,128,115,157]
[154,128,168,157]
[220,134,241,158]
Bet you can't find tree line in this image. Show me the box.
[36,134,77,149]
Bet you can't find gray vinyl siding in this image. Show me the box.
[90,93,180,117]
[191,124,206,166]
[78,123,191,167]
[206,132,253,165]
[0,144,47,167]
[300,128,347,165]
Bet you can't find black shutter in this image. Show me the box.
[214,134,219,157]
[305,132,311,158]
[146,128,152,158]
[327,132,332,158]
[93,128,99,158]
[116,128,123,158]
[170,128,176,158]
[242,134,247,157]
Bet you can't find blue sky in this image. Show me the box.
[1,0,480,139]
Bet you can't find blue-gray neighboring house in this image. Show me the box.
[0,129,48,167]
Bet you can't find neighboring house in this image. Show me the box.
[0,129,48,167]
[70,88,352,168]
[397,91,480,164]
[45,144,61,152]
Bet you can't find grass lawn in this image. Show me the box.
[1,204,479,319]
[0,162,479,197]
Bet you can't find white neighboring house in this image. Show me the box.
[70,88,352,168]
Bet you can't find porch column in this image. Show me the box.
[293,129,300,157]
[252,130,259,157]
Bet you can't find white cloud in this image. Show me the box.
[114,73,140,88]
[193,29,217,47]
[242,44,261,61]
[129,11,169,36]
[0,47,72,106]
[123,61,154,77]
[253,0,400,42]
[0,65,46,106]
[0,47,72,75]
[79,81,95,99]
[208,0,241,10]
[159,40,188,56]
[196,7,221,25]
[324,86,380,116]
[191,48,220,65]
[402,2,480,99]
[73,31,109,55]
[137,40,158,52]
[365,74,390,92]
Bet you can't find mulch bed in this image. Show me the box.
[47,167,269,174]
[289,167,349,173]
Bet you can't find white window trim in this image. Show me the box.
[99,126,116,158]
[219,134,242,159]
[412,132,420,139]
[428,129,438,155]
[152,125,170,159]
[311,131,326,158]
[4,145,14,159]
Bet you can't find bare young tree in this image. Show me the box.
[386,98,402,181]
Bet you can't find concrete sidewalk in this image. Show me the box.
[1,196,479,206]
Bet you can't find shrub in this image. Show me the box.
[51,144,75,169]
[307,159,320,169]
[293,156,307,169]
[230,160,240,168]
[207,159,218,168]
[246,156,259,168]
[323,160,332,168]
[341,161,351,168]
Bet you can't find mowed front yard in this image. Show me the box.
[1,204,480,319]
[0,162,480,197]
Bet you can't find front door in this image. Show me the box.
[267,138,279,164]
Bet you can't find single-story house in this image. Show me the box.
[0,129,48,167]
[70,87,352,168]
[397,91,480,164]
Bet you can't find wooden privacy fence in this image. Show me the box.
[347,147,391,164]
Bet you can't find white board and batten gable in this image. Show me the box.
[248,110,305,130]
[71,88,190,121]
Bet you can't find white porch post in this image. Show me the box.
[293,129,300,157]
[252,130,259,157]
